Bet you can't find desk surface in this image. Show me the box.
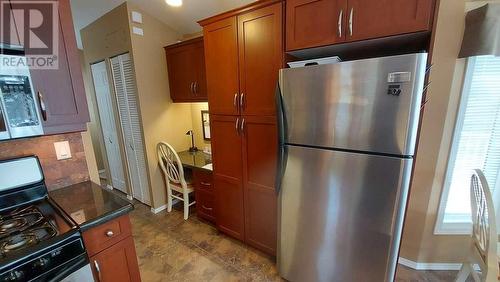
[178,150,212,171]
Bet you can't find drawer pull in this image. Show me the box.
[105,230,114,237]
[202,205,213,211]
[200,181,211,187]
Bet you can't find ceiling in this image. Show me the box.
[70,0,255,48]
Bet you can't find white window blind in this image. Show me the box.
[436,55,500,234]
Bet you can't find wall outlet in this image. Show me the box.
[132,26,144,36]
[54,141,72,160]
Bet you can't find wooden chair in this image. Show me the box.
[456,169,498,282]
[157,142,195,220]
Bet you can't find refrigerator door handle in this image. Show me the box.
[275,84,287,195]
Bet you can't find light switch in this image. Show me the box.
[131,11,143,23]
[54,141,72,160]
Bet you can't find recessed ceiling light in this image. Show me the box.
[166,0,182,7]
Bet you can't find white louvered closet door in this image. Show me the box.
[110,53,150,205]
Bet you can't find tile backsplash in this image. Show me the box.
[0,132,89,190]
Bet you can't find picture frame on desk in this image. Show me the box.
[201,110,210,141]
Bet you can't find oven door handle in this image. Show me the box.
[37,91,47,121]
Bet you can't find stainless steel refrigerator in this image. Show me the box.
[276,53,428,282]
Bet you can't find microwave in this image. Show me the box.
[0,54,44,140]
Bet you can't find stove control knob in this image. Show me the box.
[3,270,24,281]
[33,258,50,269]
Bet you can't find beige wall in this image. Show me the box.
[400,0,477,263]
[126,3,193,209]
[81,3,133,183]
[79,49,104,172]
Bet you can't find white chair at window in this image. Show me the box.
[157,142,195,220]
[456,169,498,282]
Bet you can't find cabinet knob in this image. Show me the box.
[105,230,114,237]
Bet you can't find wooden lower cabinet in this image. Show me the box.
[241,116,278,255]
[210,115,245,240]
[211,114,278,255]
[89,237,141,282]
[83,215,140,282]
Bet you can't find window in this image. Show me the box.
[436,55,500,234]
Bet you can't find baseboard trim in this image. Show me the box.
[151,205,167,214]
[150,199,180,214]
[398,257,463,271]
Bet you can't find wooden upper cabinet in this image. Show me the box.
[346,0,435,42]
[203,17,240,115]
[164,37,207,102]
[286,0,347,51]
[241,116,278,255]
[238,3,283,116]
[11,0,89,134]
[210,115,245,240]
[285,0,435,51]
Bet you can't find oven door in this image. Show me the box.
[59,264,95,282]
[47,253,95,282]
[0,103,9,140]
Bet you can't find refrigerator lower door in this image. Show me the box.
[278,145,412,282]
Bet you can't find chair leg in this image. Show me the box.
[183,191,189,220]
[167,187,173,213]
[455,263,472,282]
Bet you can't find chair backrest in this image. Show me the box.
[470,169,497,267]
[157,142,187,186]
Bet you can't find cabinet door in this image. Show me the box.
[241,116,277,255]
[204,17,239,115]
[0,0,21,46]
[193,39,208,100]
[346,0,434,42]
[286,0,347,51]
[238,3,283,116]
[165,44,197,102]
[15,0,89,134]
[90,236,141,282]
[210,115,245,240]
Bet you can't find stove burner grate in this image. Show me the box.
[0,222,58,256]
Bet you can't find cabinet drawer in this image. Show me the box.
[196,189,215,222]
[83,215,132,257]
[194,169,213,193]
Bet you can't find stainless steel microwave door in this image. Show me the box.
[279,53,427,156]
[278,145,412,282]
[0,105,9,140]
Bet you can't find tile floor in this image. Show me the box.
[129,202,459,281]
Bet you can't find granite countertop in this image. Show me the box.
[177,150,212,171]
[49,181,134,232]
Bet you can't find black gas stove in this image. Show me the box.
[0,156,93,281]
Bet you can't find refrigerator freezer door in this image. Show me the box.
[278,145,412,282]
[279,53,427,156]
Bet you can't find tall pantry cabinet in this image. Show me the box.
[199,0,282,255]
